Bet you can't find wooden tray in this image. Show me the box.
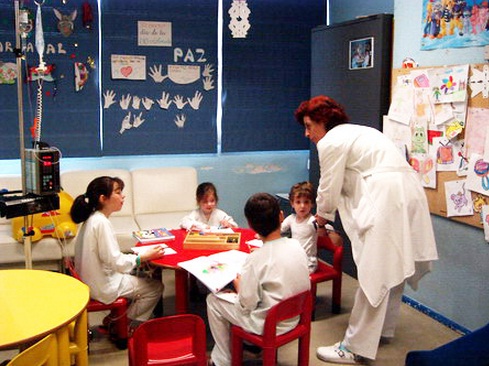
[183,231,241,250]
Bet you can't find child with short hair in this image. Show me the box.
[180,182,238,230]
[281,181,318,273]
[206,192,310,366]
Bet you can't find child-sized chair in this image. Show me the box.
[64,257,129,350]
[128,314,207,366]
[231,290,313,366]
[7,334,58,366]
[310,234,343,318]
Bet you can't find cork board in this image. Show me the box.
[391,64,489,229]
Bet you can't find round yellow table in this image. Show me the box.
[0,269,90,365]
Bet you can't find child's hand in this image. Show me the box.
[141,245,165,261]
[219,219,233,228]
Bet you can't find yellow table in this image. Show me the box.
[0,269,90,365]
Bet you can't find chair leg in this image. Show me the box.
[310,285,318,320]
[298,334,311,366]
[231,335,244,366]
[332,277,342,314]
[262,347,277,366]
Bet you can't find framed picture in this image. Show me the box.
[349,37,374,70]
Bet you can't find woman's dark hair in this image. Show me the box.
[294,95,349,130]
[70,176,124,224]
[196,182,218,203]
[244,192,280,237]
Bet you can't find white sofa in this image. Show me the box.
[0,167,198,269]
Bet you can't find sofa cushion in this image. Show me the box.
[131,167,197,229]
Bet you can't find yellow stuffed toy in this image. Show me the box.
[12,190,77,243]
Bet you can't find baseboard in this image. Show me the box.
[402,295,471,335]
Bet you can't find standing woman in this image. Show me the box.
[295,95,438,364]
[70,176,165,330]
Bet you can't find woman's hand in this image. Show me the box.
[140,245,165,262]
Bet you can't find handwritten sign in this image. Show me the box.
[111,54,146,80]
[138,21,172,47]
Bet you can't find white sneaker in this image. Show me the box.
[316,342,364,364]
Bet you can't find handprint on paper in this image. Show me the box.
[188,91,203,110]
[132,95,141,110]
[119,94,132,110]
[203,76,214,91]
[132,112,145,128]
[149,65,169,83]
[103,90,116,109]
[157,92,172,109]
[173,95,188,110]
[202,64,214,78]
[174,114,186,128]
[142,97,154,110]
[119,112,132,134]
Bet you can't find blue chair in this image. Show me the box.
[405,323,489,366]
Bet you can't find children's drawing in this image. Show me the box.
[473,194,487,223]
[411,123,428,154]
[464,107,489,158]
[469,64,489,98]
[229,0,251,38]
[0,62,17,84]
[74,62,88,92]
[428,65,469,104]
[382,116,411,157]
[421,0,489,51]
[474,158,489,190]
[445,180,473,217]
[111,55,146,81]
[409,152,436,188]
[481,205,489,241]
[387,80,414,125]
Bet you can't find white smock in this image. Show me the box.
[316,124,438,307]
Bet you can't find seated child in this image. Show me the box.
[71,176,164,330]
[180,182,238,230]
[206,192,310,366]
[281,181,318,273]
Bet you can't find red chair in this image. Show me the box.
[310,234,343,318]
[64,257,129,350]
[128,314,207,366]
[231,290,313,366]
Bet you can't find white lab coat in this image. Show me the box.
[180,208,238,230]
[316,124,438,307]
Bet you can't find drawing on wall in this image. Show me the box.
[469,64,489,98]
[349,37,373,70]
[229,0,251,38]
[445,180,474,217]
[466,153,489,194]
[111,54,146,80]
[428,65,469,104]
[481,205,489,240]
[421,0,489,50]
[0,62,17,85]
[138,21,172,47]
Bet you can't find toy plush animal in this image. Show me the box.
[53,8,77,37]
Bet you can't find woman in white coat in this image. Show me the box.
[295,95,438,364]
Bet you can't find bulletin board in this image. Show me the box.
[391,64,489,229]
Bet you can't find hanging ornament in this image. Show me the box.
[19,7,34,39]
[74,62,89,91]
[86,56,96,69]
[229,0,251,38]
[82,2,93,30]
[53,8,77,37]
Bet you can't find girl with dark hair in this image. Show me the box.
[71,176,164,330]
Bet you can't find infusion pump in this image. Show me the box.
[24,147,60,195]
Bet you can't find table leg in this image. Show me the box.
[174,268,189,314]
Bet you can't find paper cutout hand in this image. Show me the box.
[133,112,145,128]
[202,64,214,77]
[119,94,131,110]
[157,92,172,109]
[142,97,154,110]
[174,114,186,128]
[103,90,116,109]
[132,95,141,109]
[188,91,203,110]
[119,112,132,134]
[203,76,214,91]
[173,95,188,110]
[149,65,168,83]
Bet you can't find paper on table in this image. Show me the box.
[131,243,177,255]
[246,239,263,248]
[214,289,238,303]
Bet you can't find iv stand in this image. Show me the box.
[14,0,32,269]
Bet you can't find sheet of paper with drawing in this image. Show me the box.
[178,249,249,294]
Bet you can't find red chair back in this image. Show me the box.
[128,314,207,366]
[231,290,313,366]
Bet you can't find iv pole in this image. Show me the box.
[13,0,32,269]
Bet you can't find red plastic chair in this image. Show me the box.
[231,290,313,366]
[64,257,129,350]
[310,234,343,318]
[128,314,207,366]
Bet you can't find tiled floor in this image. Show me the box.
[0,270,461,366]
